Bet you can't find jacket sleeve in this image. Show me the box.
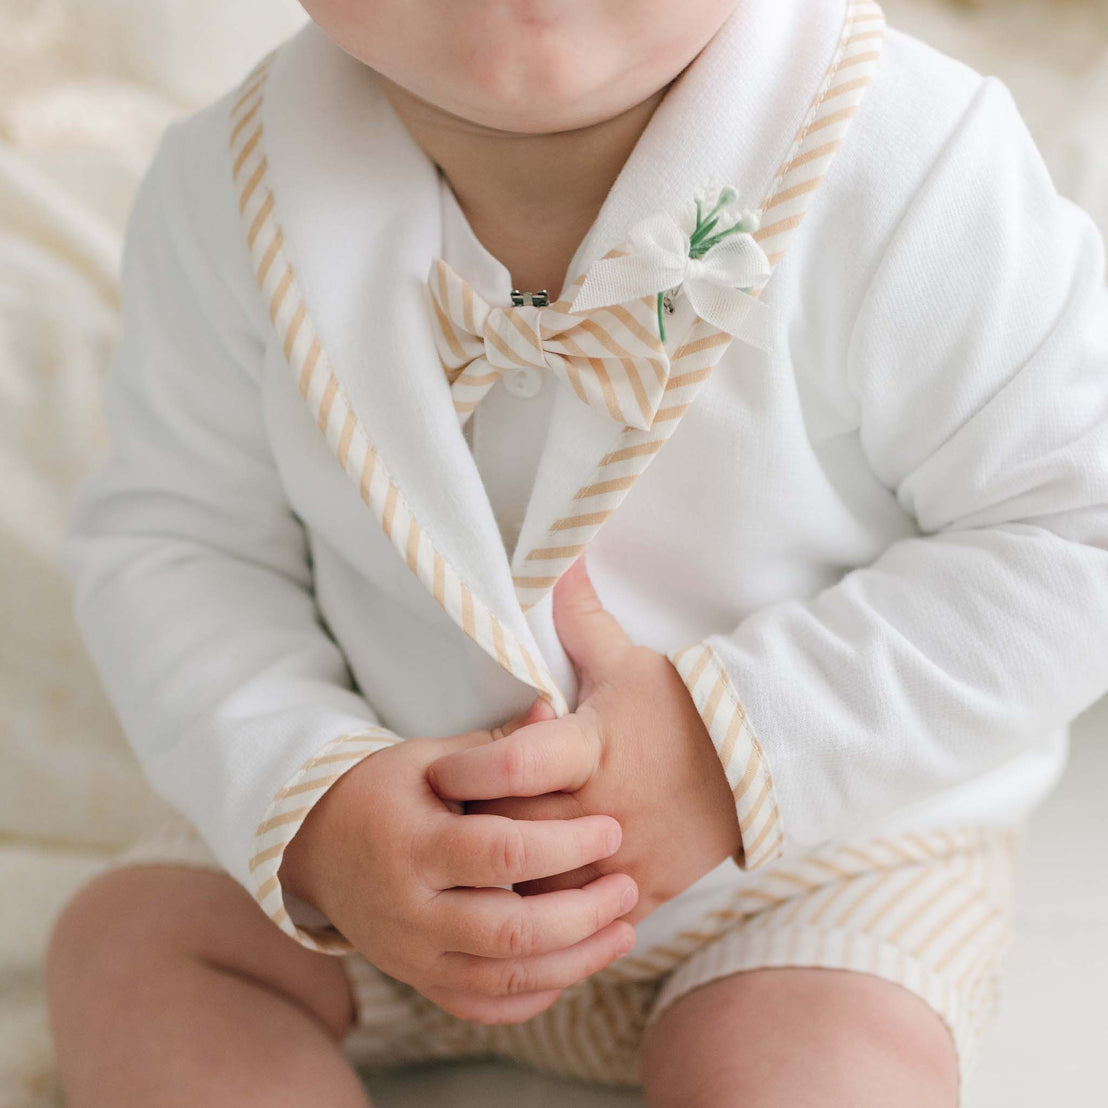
[62,118,400,953]
[669,76,1108,870]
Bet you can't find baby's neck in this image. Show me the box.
[378,73,670,297]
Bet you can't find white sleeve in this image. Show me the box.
[63,118,401,952]
[669,77,1108,869]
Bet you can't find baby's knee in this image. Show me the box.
[46,864,226,1013]
[47,864,262,1034]
[641,968,959,1108]
[46,864,357,1042]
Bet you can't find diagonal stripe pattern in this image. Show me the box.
[428,256,670,431]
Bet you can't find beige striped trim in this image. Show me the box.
[668,642,785,871]
[226,54,568,725]
[754,0,886,267]
[509,0,886,611]
[601,825,1017,985]
[339,823,1020,1092]
[248,726,402,952]
[510,318,736,611]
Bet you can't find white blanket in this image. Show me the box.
[0,0,1103,1103]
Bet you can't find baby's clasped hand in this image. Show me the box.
[277,704,638,1024]
[427,556,742,926]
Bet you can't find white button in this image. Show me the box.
[502,365,543,399]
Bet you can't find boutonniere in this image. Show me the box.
[570,175,773,348]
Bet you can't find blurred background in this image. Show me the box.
[1,0,1104,1105]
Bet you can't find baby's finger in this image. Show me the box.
[425,812,621,888]
[433,872,639,958]
[427,715,599,801]
[436,917,636,998]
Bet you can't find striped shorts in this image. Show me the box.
[107,819,1023,1105]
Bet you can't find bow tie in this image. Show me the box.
[426,202,774,431]
[426,254,671,432]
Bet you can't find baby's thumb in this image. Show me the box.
[495,695,557,740]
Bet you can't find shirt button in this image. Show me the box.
[502,365,543,399]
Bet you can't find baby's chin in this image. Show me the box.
[378,52,681,136]
[410,87,657,137]
[301,0,728,134]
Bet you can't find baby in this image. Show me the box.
[47,0,1108,1105]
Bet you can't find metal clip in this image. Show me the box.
[510,289,549,307]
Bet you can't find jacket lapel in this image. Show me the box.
[511,0,870,615]
[234,25,574,710]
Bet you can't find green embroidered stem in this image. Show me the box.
[689,214,721,249]
[688,188,735,248]
[656,291,666,343]
[690,222,746,258]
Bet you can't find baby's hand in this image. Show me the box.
[427,557,741,925]
[278,703,638,1024]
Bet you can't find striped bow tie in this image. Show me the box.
[426,256,671,432]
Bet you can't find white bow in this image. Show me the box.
[569,209,774,352]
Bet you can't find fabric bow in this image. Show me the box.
[569,209,773,351]
[426,257,671,431]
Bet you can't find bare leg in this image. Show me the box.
[46,865,372,1108]
[641,966,959,1108]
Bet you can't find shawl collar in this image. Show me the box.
[252,0,874,704]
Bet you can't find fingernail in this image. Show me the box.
[620,885,637,914]
[606,825,621,854]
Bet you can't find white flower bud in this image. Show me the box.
[736,209,762,233]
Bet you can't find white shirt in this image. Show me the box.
[438,171,559,559]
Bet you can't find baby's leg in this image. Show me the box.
[46,864,372,1107]
[640,966,958,1108]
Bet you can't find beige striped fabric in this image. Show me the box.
[338,823,1021,1100]
[506,1,887,612]
[669,643,784,871]
[428,256,669,431]
[227,54,567,717]
[247,727,402,952]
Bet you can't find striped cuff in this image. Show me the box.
[248,727,402,953]
[668,643,785,870]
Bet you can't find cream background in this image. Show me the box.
[1,0,1104,1103]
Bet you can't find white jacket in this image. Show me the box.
[64,0,1108,958]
